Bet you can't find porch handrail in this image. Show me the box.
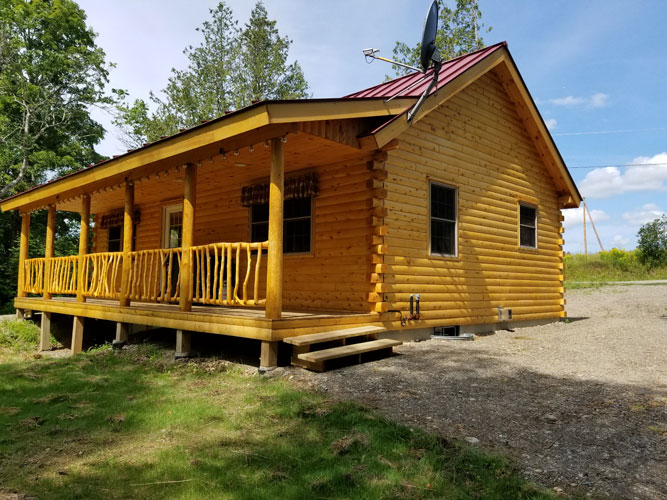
[81,252,122,299]
[126,248,182,303]
[46,256,79,295]
[23,257,45,295]
[191,241,268,307]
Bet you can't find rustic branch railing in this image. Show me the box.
[81,252,122,299]
[191,241,267,306]
[127,248,182,303]
[23,258,45,294]
[46,256,79,295]
[19,241,268,308]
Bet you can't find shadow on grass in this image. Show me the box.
[0,350,560,500]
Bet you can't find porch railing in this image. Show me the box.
[21,241,268,308]
[81,252,122,299]
[23,258,45,294]
[47,256,79,295]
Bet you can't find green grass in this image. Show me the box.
[0,344,567,500]
[564,250,667,287]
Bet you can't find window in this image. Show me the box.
[107,224,136,252]
[519,203,537,248]
[250,197,312,254]
[162,205,183,249]
[430,182,457,256]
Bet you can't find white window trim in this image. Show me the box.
[162,204,183,249]
[429,181,458,258]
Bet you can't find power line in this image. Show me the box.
[569,162,667,170]
[553,127,667,137]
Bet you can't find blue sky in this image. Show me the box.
[77,0,667,254]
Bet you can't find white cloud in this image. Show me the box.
[548,92,609,108]
[622,203,665,226]
[562,207,610,229]
[612,234,631,249]
[578,152,667,199]
[544,118,557,130]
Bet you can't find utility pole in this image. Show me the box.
[583,198,587,256]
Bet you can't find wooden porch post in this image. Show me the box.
[119,180,134,307]
[17,212,30,300]
[76,194,91,303]
[265,138,284,320]
[43,204,56,301]
[179,164,196,312]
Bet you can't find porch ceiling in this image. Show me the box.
[54,130,368,215]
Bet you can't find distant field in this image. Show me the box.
[564,249,667,286]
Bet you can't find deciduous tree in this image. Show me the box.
[390,0,491,76]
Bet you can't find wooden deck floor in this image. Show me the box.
[14,296,379,341]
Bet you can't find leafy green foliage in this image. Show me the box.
[0,319,40,351]
[0,0,108,311]
[390,0,491,76]
[0,0,110,198]
[113,1,309,148]
[636,215,667,269]
[564,249,667,285]
[0,349,562,499]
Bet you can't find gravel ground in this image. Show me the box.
[290,284,667,500]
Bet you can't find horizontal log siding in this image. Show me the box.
[94,154,373,312]
[384,69,564,325]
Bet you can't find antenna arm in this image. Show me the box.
[366,53,422,73]
[407,61,441,124]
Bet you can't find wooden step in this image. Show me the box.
[282,325,386,346]
[297,338,401,371]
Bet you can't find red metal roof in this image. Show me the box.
[345,42,506,99]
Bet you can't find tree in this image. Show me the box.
[390,0,491,76]
[0,0,110,310]
[233,2,308,109]
[113,1,309,148]
[0,0,110,198]
[637,215,667,269]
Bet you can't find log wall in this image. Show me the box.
[378,69,565,326]
[94,153,374,312]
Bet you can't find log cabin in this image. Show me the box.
[1,42,581,371]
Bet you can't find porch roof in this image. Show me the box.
[1,97,415,213]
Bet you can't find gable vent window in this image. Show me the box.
[519,203,537,248]
[430,182,457,257]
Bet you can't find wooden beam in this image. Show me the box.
[76,195,90,303]
[119,181,134,307]
[39,312,51,351]
[114,322,129,347]
[17,213,30,299]
[71,316,84,354]
[43,205,56,300]
[175,330,191,358]
[265,138,284,319]
[179,164,196,312]
[259,341,278,372]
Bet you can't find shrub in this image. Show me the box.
[637,215,667,268]
[0,319,40,351]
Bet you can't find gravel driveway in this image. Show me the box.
[291,284,667,499]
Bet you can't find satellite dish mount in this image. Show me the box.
[362,0,442,124]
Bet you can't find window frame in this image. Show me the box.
[107,222,137,252]
[249,196,314,256]
[428,181,458,258]
[518,202,538,249]
[162,204,183,249]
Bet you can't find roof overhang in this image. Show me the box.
[1,97,415,213]
[359,46,582,209]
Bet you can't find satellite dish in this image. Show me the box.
[361,0,443,123]
[420,0,439,72]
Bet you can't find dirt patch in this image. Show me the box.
[290,284,667,500]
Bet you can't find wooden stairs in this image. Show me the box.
[282,326,401,372]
